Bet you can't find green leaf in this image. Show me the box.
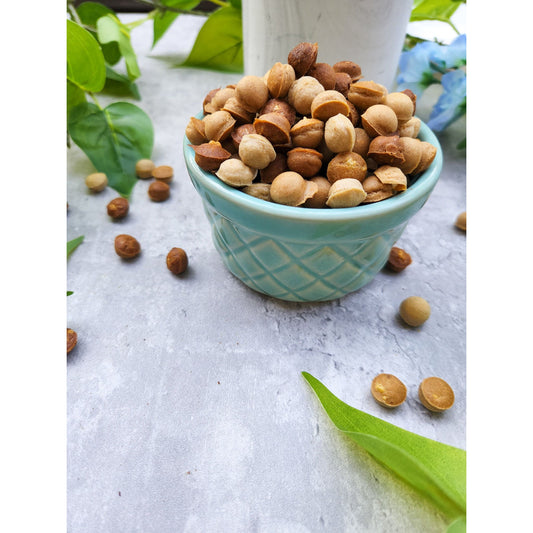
[67,80,87,116]
[302,372,466,524]
[446,515,467,533]
[67,236,84,258]
[67,291,74,296]
[152,0,200,48]
[97,14,140,80]
[67,19,106,93]
[410,0,464,25]
[103,65,141,100]
[76,1,122,65]
[181,6,243,72]
[67,101,153,197]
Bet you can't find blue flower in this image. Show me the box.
[427,69,466,132]
[442,34,466,69]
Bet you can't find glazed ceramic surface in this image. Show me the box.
[184,121,442,302]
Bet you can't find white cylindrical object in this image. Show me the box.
[242,0,413,90]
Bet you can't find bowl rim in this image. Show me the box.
[183,118,443,223]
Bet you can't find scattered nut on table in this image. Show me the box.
[67,328,77,354]
[418,377,455,412]
[455,211,466,231]
[399,296,431,327]
[114,234,141,259]
[166,247,188,275]
[386,246,412,272]
[85,172,108,192]
[152,165,174,184]
[107,197,129,219]
[371,373,407,408]
[135,159,155,179]
[148,180,170,202]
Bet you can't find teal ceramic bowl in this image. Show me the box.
[184,120,442,302]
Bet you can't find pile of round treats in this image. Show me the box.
[185,42,437,209]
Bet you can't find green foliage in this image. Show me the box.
[410,0,466,30]
[152,0,201,47]
[302,372,466,532]
[67,236,85,259]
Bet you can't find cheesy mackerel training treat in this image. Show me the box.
[191,41,438,208]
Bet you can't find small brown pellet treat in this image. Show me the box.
[136,159,155,179]
[371,373,407,408]
[114,234,141,259]
[455,211,466,231]
[148,181,170,202]
[167,247,189,275]
[152,165,174,183]
[67,328,77,354]
[386,246,412,272]
[399,296,431,327]
[418,377,455,412]
[107,197,129,219]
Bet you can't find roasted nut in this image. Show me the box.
[114,234,141,259]
[185,116,207,145]
[135,159,156,179]
[304,176,330,208]
[235,75,269,113]
[374,166,407,191]
[418,377,455,412]
[286,147,323,178]
[67,328,77,354]
[192,141,231,171]
[326,178,367,208]
[288,76,325,115]
[345,100,360,126]
[290,117,324,148]
[215,158,257,187]
[221,97,255,124]
[371,373,407,408]
[367,135,405,166]
[231,123,256,151]
[361,175,394,203]
[402,88,417,114]
[398,116,421,138]
[311,90,350,121]
[361,104,399,137]
[260,98,297,126]
[288,42,318,77]
[85,172,108,192]
[166,247,188,275]
[384,92,415,123]
[148,181,170,202]
[307,62,336,90]
[455,211,466,231]
[347,80,387,111]
[209,86,236,112]
[203,87,220,114]
[352,127,371,157]
[152,165,174,183]
[260,152,288,184]
[396,137,422,174]
[266,62,296,98]
[333,60,362,81]
[238,133,277,169]
[412,142,437,174]
[270,171,318,206]
[243,183,272,202]
[334,71,352,96]
[327,151,367,183]
[386,246,412,272]
[399,296,431,327]
[324,113,356,153]
[203,110,236,142]
[107,197,129,219]
[254,112,291,145]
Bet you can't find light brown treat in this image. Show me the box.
[386,246,412,272]
[166,247,188,275]
[397,137,422,174]
[203,110,236,142]
[361,104,399,137]
[326,178,367,208]
[215,158,257,187]
[418,377,455,412]
[347,80,387,112]
[327,151,367,184]
[235,75,269,113]
[135,159,156,179]
[185,117,206,145]
[367,135,405,167]
[286,147,323,178]
[288,42,318,77]
[192,141,231,172]
[303,176,330,208]
[455,211,466,231]
[399,296,431,327]
[371,373,407,408]
[412,142,437,174]
[398,116,421,138]
[384,92,415,123]
[114,234,141,259]
[311,90,351,122]
[209,86,236,112]
[242,183,272,202]
[290,117,324,148]
[307,62,336,90]
[266,62,296,98]
[332,60,362,81]
[107,197,129,219]
[374,165,407,191]
[152,165,174,183]
[288,76,325,115]
[67,328,77,354]
[85,172,108,192]
[352,128,371,158]
[202,87,220,114]
[221,97,255,124]
[270,171,318,206]
[361,175,394,203]
[260,98,297,126]
[324,114,356,153]
[231,123,256,151]
[148,181,170,202]
[238,134,277,169]
[260,152,288,184]
[254,112,291,145]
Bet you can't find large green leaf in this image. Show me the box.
[67,102,153,197]
[152,0,200,48]
[181,6,243,72]
[302,372,466,530]
[97,14,140,80]
[67,80,87,116]
[410,0,465,25]
[66,19,106,93]
[103,65,141,100]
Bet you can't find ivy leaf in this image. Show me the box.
[103,65,141,100]
[76,1,121,65]
[67,236,84,258]
[302,372,466,529]
[152,0,200,48]
[67,102,153,197]
[410,0,465,26]
[181,6,243,72]
[97,14,140,80]
[66,19,106,93]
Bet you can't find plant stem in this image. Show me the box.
[126,13,155,30]
[67,1,82,25]
[88,92,103,111]
[133,0,222,17]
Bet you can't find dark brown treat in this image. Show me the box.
[260,152,288,184]
[307,62,336,90]
[148,181,170,202]
[67,328,77,354]
[346,100,360,127]
[367,136,405,166]
[114,234,141,259]
[332,60,362,81]
[386,246,412,272]
[107,197,129,219]
[166,247,188,275]
[334,71,352,96]
[260,99,297,126]
[286,147,323,178]
[288,42,318,77]
[401,88,417,114]
[221,97,255,124]
[192,141,232,172]
[152,165,174,183]
[254,112,291,145]
[231,124,256,151]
